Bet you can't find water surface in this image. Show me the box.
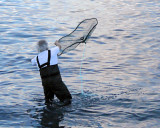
[0,0,160,127]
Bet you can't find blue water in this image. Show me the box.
[0,0,160,127]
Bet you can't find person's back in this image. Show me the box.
[31,40,72,105]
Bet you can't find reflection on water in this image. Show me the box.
[29,104,65,128]
[0,0,160,127]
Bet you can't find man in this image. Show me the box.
[31,40,72,105]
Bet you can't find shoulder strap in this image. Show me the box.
[36,56,41,69]
[36,50,51,69]
[48,50,51,66]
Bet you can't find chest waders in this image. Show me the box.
[36,50,72,104]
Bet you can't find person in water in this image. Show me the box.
[31,40,72,105]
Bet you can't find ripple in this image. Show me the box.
[114,29,125,31]
[8,32,38,38]
[0,0,160,127]
[151,25,160,28]
[100,35,116,39]
[0,81,13,86]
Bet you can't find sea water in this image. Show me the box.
[0,0,160,127]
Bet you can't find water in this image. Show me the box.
[0,0,160,127]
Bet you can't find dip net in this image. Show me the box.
[58,18,98,56]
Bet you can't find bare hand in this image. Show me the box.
[54,40,59,45]
[54,40,61,49]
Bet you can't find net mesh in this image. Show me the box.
[58,18,98,56]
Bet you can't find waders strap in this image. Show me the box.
[36,56,41,69]
[36,50,51,69]
[48,50,51,66]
